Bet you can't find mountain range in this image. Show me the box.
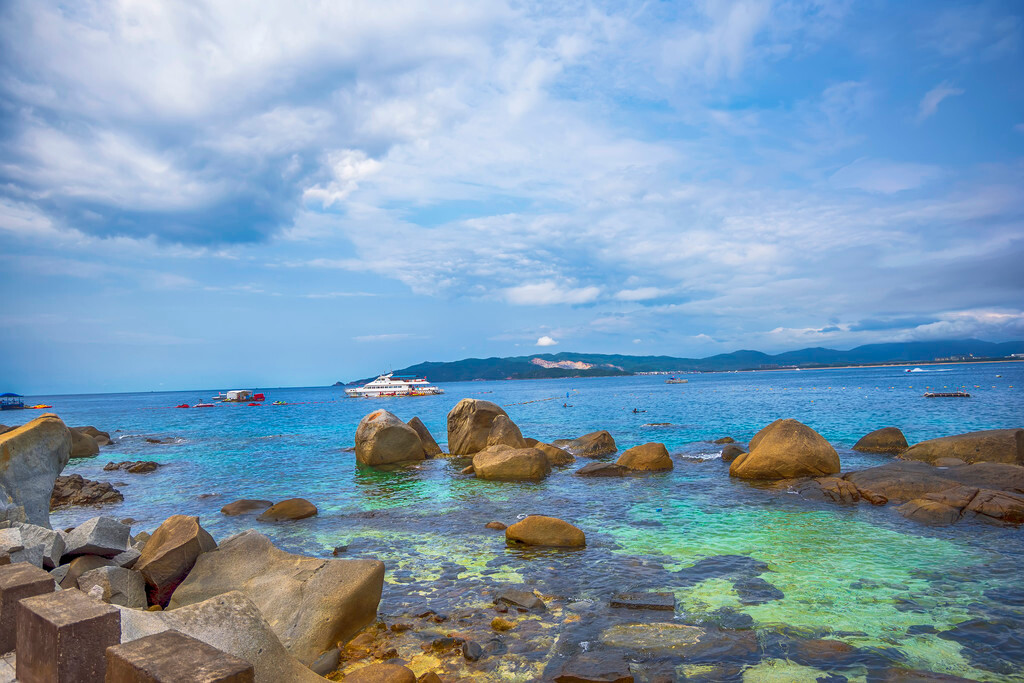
[346,339,1024,384]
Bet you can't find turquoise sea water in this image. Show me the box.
[6,362,1023,680]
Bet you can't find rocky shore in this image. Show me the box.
[1,408,1021,681]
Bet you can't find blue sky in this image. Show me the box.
[1,0,1023,394]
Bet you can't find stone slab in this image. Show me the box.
[105,629,255,683]
[609,592,676,611]
[0,562,55,653]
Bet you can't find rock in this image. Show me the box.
[895,483,1024,526]
[59,555,116,589]
[843,461,1024,504]
[485,414,527,449]
[730,419,840,480]
[552,652,634,683]
[494,587,546,611]
[0,527,44,566]
[77,566,147,607]
[610,592,676,611]
[720,444,746,462]
[446,399,508,455]
[506,515,585,548]
[169,530,385,666]
[112,547,142,569]
[599,622,703,652]
[257,498,318,521]
[70,427,100,458]
[491,616,515,631]
[75,426,112,446]
[134,514,217,606]
[407,417,443,457]
[63,515,131,558]
[896,499,963,526]
[965,489,1024,524]
[472,445,551,481]
[355,410,425,466]
[460,465,474,475]
[115,590,325,683]
[796,477,862,504]
[0,413,72,527]
[714,437,735,444]
[485,521,507,530]
[563,430,617,458]
[616,443,673,471]
[934,457,968,467]
[103,461,159,473]
[574,462,627,477]
[309,647,341,676]
[50,474,124,509]
[14,522,65,568]
[462,640,483,661]
[853,427,909,454]
[220,499,273,516]
[527,441,575,466]
[344,664,417,683]
[901,428,1023,465]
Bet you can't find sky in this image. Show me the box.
[1,0,1023,394]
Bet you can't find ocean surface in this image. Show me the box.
[5,362,1024,681]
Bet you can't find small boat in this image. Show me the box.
[345,373,443,398]
[175,404,190,409]
[194,402,216,408]
[924,392,970,398]
[28,404,52,409]
[0,393,25,411]
[247,402,260,406]
[665,377,688,384]
[272,400,287,405]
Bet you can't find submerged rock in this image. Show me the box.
[343,663,416,683]
[730,419,839,480]
[220,499,273,516]
[616,442,673,471]
[355,410,425,466]
[407,416,443,457]
[854,427,908,454]
[485,521,507,530]
[169,530,385,666]
[257,498,318,521]
[506,515,585,548]
[575,462,627,477]
[599,622,703,651]
[447,399,508,455]
[901,428,1023,465]
[103,460,159,473]
[0,413,72,527]
[134,514,217,606]
[843,460,1024,504]
[473,445,551,481]
[486,414,527,449]
[720,444,747,462]
[50,474,124,509]
[562,430,617,458]
[714,437,736,444]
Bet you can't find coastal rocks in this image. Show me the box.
[169,530,385,666]
[75,426,112,446]
[599,622,704,651]
[63,515,131,558]
[220,499,273,516]
[355,410,425,466]
[575,462,627,477]
[842,461,954,503]
[730,419,839,480]
[524,439,575,466]
[134,514,217,606]
[343,663,417,683]
[0,527,43,566]
[795,477,863,505]
[897,486,1024,526]
[0,413,72,527]
[58,555,116,589]
[506,515,585,548]
[104,461,160,473]
[900,428,1023,465]
[720,444,747,462]
[561,430,617,458]
[447,399,508,455]
[407,417,442,457]
[15,522,66,568]
[494,587,546,612]
[485,521,507,530]
[616,442,673,471]
[485,414,527,449]
[77,565,147,607]
[472,445,551,481]
[50,474,123,509]
[257,498,318,521]
[853,427,908,454]
[70,427,100,458]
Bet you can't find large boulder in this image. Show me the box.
[472,445,551,481]
[257,498,317,521]
[843,460,1024,504]
[730,419,839,480]
[853,427,908,454]
[486,415,527,449]
[446,399,508,455]
[69,429,100,458]
[63,516,130,558]
[506,515,585,548]
[900,429,1023,465]
[0,413,72,527]
[525,439,575,467]
[134,515,217,606]
[355,410,425,466]
[616,443,673,471]
[563,430,617,458]
[77,566,147,607]
[407,417,442,457]
[75,426,112,446]
[169,530,385,666]
[116,591,324,683]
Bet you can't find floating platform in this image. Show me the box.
[924,392,971,398]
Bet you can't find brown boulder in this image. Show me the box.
[446,399,508,455]
[730,419,840,480]
[220,499,273,516]
[526,440,575,466]
[69,428,100,458]
[843,461,958,503]
[797,477,861,504]
[616,443,673,471]
[486,414,527,449]
[965,489,1024,524]
[344,664,416,683]
[59,555,116,589]
[901,428,1023,465]
[713,437,735,444]
[574,462,627,477]
[134,514,217,606]
[896,499,963,526]
[50,474,123,509]
[485,521,507,530]
[406,417,442,457]
[257,498,318,521]
[506,515,585,548]
[472,445,551,481]
[853,427,908,454]
[720,444,746,462]
[355,410,425,466]
[563,430,617,458]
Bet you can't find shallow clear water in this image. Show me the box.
[7,362,1023,680]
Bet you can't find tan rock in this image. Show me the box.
[506,515,585,548]
[134,514,217,606]
[220,499,273,516]
[257,498,318,521]
[730,419,839,480]
[486,414,527,449]
[526,440,574,466]
[720,444,746,462]
[901,428,1023,465]
[356,411,425,466]
[473,445,551,481]
[853,427,908,454]
[407,417,442,457]
[616,442,673,471]
[563,430,617,458]
[69,428,100,458]
[344,663,417,683]
[0,413,72,527]
[446,399,508,455]
[965,489,1024,524]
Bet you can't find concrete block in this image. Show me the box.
[15,588,120,682]
[0,562,55,653]
[105,630,255,682]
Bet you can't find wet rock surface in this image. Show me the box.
[50,474,124,509]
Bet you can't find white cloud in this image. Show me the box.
[304,150,383,208]
[504,282,601,306]
[615,287,669,301]
[830,158,943,194]
[536,335,558,346]
[917,82,964,121]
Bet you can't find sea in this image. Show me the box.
[5,362,1023,681]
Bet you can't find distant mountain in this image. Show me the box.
[345,339,1024,383]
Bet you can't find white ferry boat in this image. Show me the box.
[345,373,444,398]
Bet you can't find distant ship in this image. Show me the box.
[665,377,688,384]
[345,373,443,398]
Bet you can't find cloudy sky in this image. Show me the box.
[1,0,1022,393]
